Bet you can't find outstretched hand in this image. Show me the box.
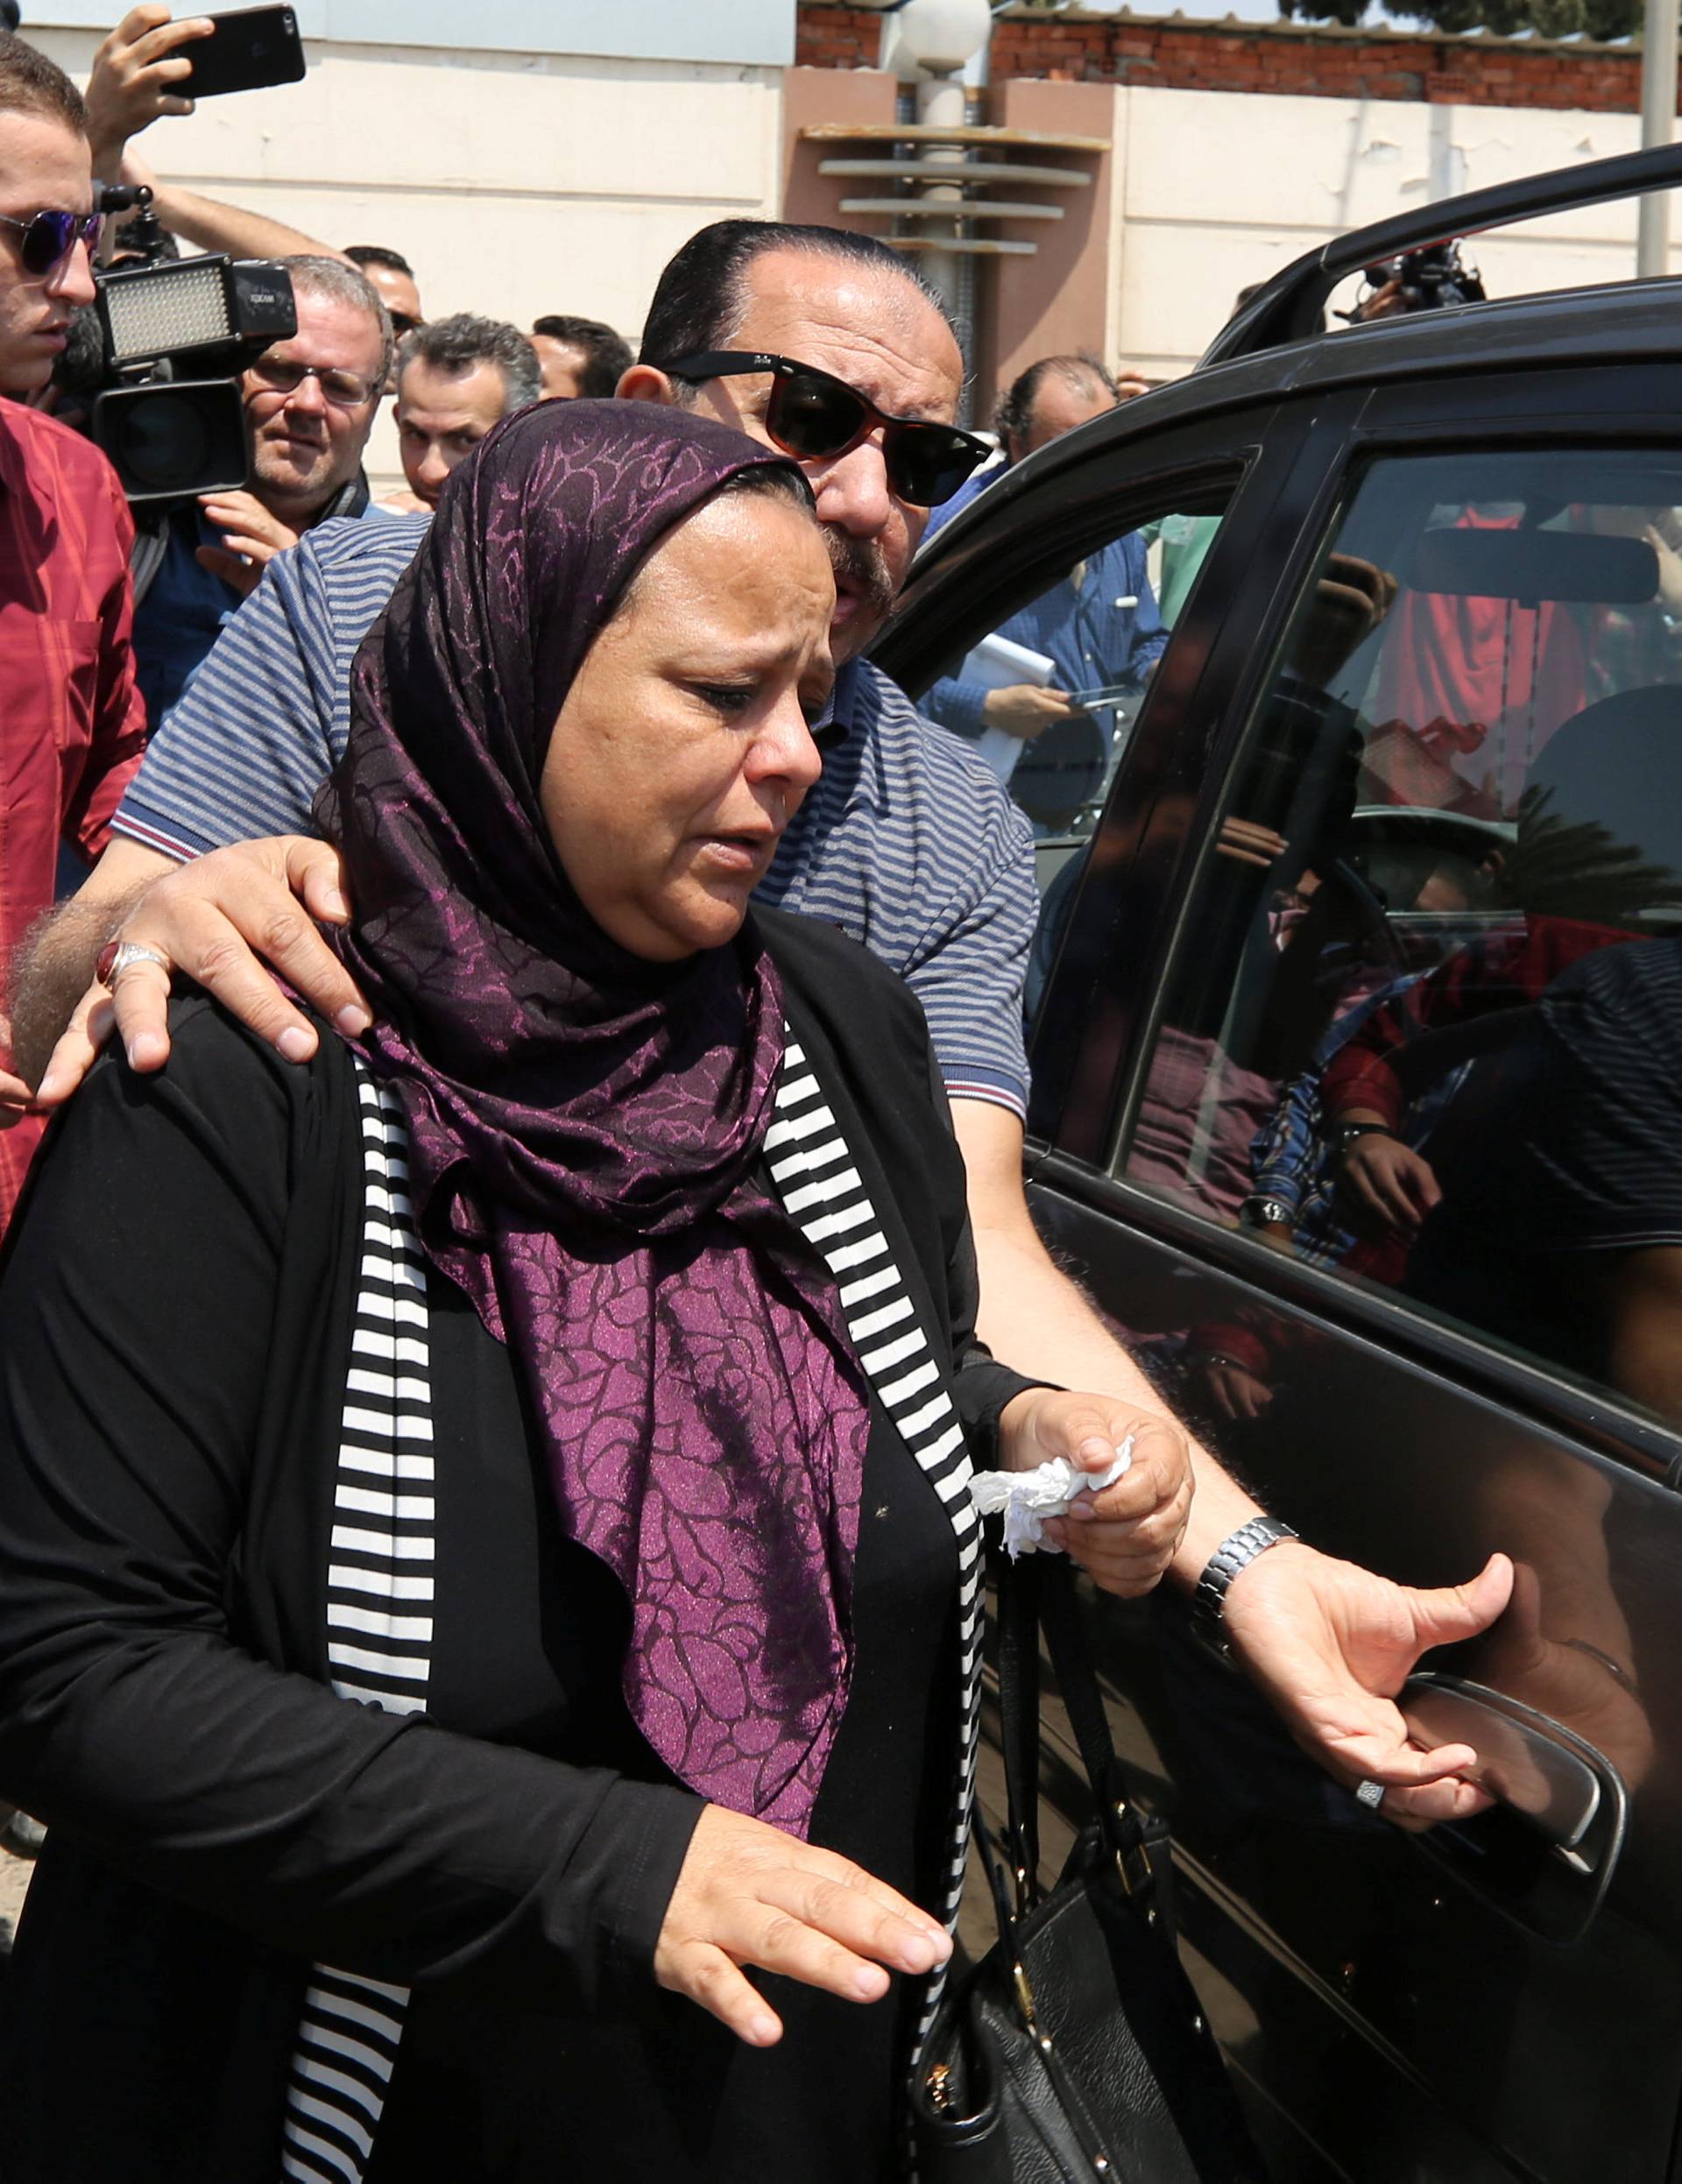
[998,1389,1192,1599]
[32,837,366,1110]
[1220,1540,1515,1827]
[654,1805,951,2046]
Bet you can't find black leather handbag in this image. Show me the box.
[908,1556,1267,2183]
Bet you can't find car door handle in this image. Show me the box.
[1399,1673,1629,1944]
[1402,1673,1602,1852]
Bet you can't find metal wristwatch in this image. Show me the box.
[1191,1516,1300,1656]
[1239,1195,1294,1230]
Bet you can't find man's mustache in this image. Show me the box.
[825,528,895,622]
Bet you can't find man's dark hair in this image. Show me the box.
[0,32,87,131]
[343,244,415,280]
[110,208,180,264]
[993,354,1117,453]
[639,219,953,376]
[531,314,633,399]
[399,311,541,413]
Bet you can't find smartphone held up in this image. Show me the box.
[181,4,304,99]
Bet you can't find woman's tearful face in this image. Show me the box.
[540,486,835,960]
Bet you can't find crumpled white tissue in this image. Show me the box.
[969,1436,1134,1559]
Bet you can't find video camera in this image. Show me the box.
[74,183,296,505]
[1343,239,1487,322]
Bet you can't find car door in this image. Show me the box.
[881,358,1682,2183]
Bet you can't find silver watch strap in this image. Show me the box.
[1191,1515,1299,1650]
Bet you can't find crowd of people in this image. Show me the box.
[0,12,1519,2180]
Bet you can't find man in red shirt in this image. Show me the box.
[0,33,147,1231]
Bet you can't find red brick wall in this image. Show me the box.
[794,1,1661,115]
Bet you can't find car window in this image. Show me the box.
[918,496,1228,848]
[1118,446,1682,1433]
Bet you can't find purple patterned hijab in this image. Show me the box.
[322,400,868,1834]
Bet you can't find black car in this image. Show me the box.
[874,143,1682,2184]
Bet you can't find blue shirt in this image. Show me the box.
[922,459,1006,541]
[131,507,241,731]
[114,515,1039,1118]
[922,531,1167,824]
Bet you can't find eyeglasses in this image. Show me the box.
[0,208,103,277]
[388,311,421,338]
[246,353,378,410]
[663,350,990,509]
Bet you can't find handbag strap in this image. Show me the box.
[996,1553,1141,1905]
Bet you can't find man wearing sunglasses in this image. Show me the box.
[0,33,147,1231]
[128,252,392,730]
[13,217,1513,1827]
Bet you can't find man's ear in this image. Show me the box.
[617,364,677,405]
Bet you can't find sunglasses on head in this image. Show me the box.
[663,350,990,509]
[0,207,103,277]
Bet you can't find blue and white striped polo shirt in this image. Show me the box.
[114,515,1036,1117]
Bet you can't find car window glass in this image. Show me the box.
[918,498,1227,847]
[1119,447,1682,1434]
[903,485,1233,1043]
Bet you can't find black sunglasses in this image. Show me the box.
[664,350,990,509]
[0,207,103,277]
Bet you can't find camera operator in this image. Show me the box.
[1348,241,1487,323]
[130,251,392,724]
[0,32,147,1229]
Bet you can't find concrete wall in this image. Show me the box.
[1112,88,1666,380]
[28,27,787,488]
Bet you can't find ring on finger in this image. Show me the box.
[95,940,171,991]
[1353,1778,1386,1813]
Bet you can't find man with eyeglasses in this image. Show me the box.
[0,33,147,1231]
[129,252,392,728]
[11,216,1514,1827]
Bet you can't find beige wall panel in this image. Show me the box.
[188,183,767,342]
[1120,88,1438,234]
[1109,87,1675,380]
[1116,218,1307,372]
[32,31,779,199]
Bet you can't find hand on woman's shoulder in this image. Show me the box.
[81,990,350,1156]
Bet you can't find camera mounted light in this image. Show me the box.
[86,211,298,504]
[97,249,295,371]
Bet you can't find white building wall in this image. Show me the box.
[1110,86,1665,380]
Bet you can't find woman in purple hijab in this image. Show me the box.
[0,402,1127,2182]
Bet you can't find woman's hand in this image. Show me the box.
[654,1805,951,2046]
[999,1390,1192,1598]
